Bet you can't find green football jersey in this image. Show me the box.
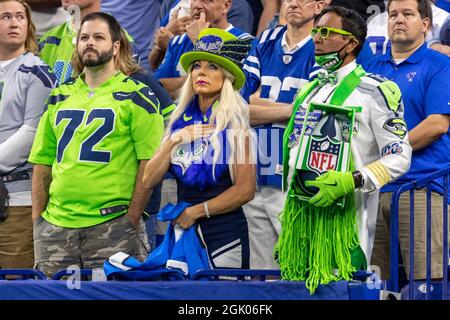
[29,71,164,228]
[39,21,137,84]
[38,22,76,84]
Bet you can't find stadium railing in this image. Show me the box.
[0,269,47,280]
[389,165,450,300]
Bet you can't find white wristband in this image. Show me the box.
[203,201,210,219]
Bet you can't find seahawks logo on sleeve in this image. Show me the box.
[383,118,408,139]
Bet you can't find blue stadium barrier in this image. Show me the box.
[0,269,47,280]
[191,269,379,300]
[0,266,380,299]
[389,165,450,300]
[0,277,379,300]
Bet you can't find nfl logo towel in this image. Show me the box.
[289,102,359,207]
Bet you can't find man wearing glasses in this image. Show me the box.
[240,0,325,270]
[278,6,411,287]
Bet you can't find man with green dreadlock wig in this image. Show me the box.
[277,6,412,294]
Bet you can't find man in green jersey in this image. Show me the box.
[29,12,164,276]
[38,0,99,84]
[39,0,174,255]
[38,0,138,84]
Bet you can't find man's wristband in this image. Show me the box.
[352,170,364,189]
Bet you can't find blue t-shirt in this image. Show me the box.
[365,43,450,198]
[101,0,160,73]
[227,0,254,34]
[357,40,376,68]
[436,0,450,12]
[154,26,251,79]
[240,26,319,188]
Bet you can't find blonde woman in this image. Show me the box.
[143,28,255,269]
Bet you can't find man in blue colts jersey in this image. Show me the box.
[240,0,325,269]
[155,0,252,97]
[366,0,450,280]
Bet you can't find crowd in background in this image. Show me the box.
[0,0,448,283]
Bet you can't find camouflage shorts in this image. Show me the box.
[33,214,149,278]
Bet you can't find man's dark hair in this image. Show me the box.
[387,0,433,28]
[315,6,367,56]
[79,12,122,43]
[73,11,141,76]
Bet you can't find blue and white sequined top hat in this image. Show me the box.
[180,28,253,89]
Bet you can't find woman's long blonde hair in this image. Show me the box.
[0,0,38,54]
[166,65,255,182]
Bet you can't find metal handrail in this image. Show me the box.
[0,269,47,280]
[389,165,450,299]
[192,269,372,282]
[192,269,281,281]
